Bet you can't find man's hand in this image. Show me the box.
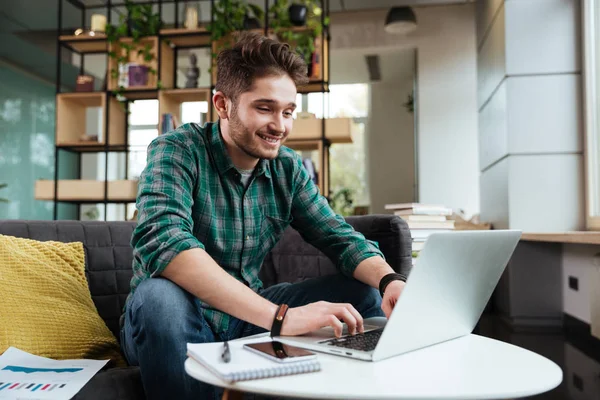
[280,301,364,338]
[381,280,406,318]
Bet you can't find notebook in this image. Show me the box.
[186,340,321,383]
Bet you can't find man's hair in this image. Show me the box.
[215,32,309,102]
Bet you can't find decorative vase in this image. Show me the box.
[288,4,307,26]
[90,14,106,33]
[184,5,199,29]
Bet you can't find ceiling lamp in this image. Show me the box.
[384,7,417,35]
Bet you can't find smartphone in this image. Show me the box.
[243,341,317,363]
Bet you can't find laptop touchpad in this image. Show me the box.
[307,324,381,338]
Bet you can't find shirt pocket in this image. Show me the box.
[258,207,292,253]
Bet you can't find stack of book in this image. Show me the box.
[384,203,455,264]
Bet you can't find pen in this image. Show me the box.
[221,341,231,363]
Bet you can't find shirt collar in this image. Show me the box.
[209,120,272,180]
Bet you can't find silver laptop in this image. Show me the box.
[275,230,522,362]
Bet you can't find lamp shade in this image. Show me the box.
[384,7,417,35]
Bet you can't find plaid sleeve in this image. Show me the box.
[131,134,204,278]
[289,154,384,277]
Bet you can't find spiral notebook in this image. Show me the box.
[186,341,321,383]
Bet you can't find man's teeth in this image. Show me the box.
[258,134,280,143]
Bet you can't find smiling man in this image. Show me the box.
[120,32,407,400]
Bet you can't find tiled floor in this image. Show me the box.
[475,314,600,400]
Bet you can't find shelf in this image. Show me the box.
[112,88,159,100]
[160,27,211,48]
[56,92,126,149]
[108,36,159,91]
[59,34,108,53]
[291,118,354,143]
[35,180,138,202]
[298,81,329,94]
[57,91,104,106]
[160,88,211,102]
[57,142,129,153]
[159,88,212,126]
[521,232,600,245]
[285,139,323,151]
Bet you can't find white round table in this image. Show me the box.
[185,334,563,399]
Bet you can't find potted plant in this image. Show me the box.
[288,2,308,26]
[329,188,354,217]
[0,183,8,203]
[209,0,264,55]
[269,0,329,71]
[105,0,162,100]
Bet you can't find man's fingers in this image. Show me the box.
[335,307,357,335]
[344,304,364,334]
[328,314,344,337]
[382,300,392,319]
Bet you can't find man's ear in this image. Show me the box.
[213,91,230,120]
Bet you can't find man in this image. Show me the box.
[120,32,406,400]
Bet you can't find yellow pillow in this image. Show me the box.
[0,234,126,367]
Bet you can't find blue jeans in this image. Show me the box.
[120,274,384,400]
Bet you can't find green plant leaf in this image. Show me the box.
[248,4,264,20]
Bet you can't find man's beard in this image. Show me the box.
[228,109,283,160]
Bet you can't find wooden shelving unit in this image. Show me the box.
[35,180,138,202]
[292,117,353,143]
[159,88,212,123]
[160,27,211,47]
[58,34,108,53]
[56,92,126,148]
[44,0,332,220]
[108,37,160,91]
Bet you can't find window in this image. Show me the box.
[302,84,370,215]
[126,100,159,220]
[583,0,600,230]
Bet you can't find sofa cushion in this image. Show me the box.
[0,234,125,366]
[0,220,137,341]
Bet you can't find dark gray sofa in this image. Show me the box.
[0,215,412,400]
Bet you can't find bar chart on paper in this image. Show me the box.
[0,382,68,394]
[0,348,107,400]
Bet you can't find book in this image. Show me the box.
[386,203,453,216]
[399,215,447,222]
[186,341,321,383]
[406,220,455,230]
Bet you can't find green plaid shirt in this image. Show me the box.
[127,121,383,335]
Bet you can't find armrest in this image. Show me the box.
[260,215,413,287]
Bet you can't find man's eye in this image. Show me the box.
[257,107,270,112]
[283,112,293,117]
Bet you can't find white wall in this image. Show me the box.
[477,0,584,232]
[368,79,415,214]
[331,5,480,216]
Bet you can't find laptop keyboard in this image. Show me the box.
[320,328,384,352]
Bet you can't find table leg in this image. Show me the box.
[222,388,244,400]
